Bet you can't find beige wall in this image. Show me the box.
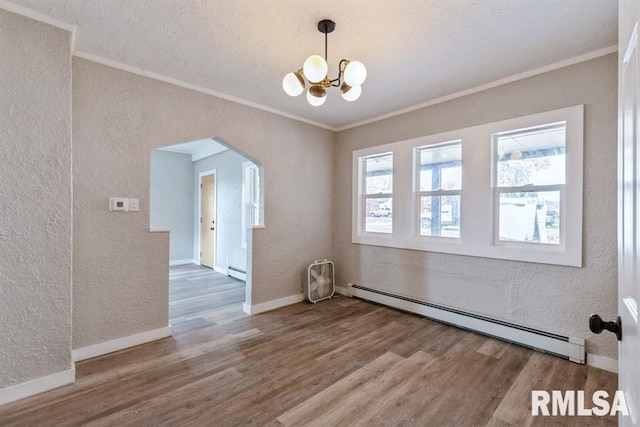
[0,10,72,387]
[335,54,618,359]
[72,58,335,348]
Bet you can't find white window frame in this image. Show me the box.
[242,161,261,249]
[415,141,462,240]
[351,105,583,267]
[491,122,566,249]
[357,152,394,236]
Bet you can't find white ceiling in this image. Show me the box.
[6,0,618,130]
[158,138,228,161]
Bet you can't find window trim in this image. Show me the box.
[415,141,462,240]
[358,151,394,237]
[351,105,584,267]
[242,161,261,249]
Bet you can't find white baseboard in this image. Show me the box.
[213,266,227,275]
[72,326,172,362]
[169,259,197,266]
[243,294,304,315]
[586,354,618,373]
[228,269,247,282]
[0,367,75,406]
[335,286,349,296]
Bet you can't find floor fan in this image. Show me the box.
[304,260,335,303]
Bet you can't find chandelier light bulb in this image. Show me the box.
[343,60,367,87]
[341,84,361,102]
[282,71,304,97]
[307,87,327,107]
[303,55,328,83]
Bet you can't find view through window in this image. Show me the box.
[494,122,566,245]
[363,153,393,234]
[417,142,462,238]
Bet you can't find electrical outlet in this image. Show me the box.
[129,198,139,212]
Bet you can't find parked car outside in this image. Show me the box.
[370,206,392,217]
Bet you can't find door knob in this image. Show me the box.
[589,314,622,341]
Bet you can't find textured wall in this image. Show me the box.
[150,150,194,261]
[194,150,247,272]
[0,10,72,387]
[72,58,335,348]
[335,54,618,359]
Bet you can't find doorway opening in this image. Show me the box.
[150,137,263,323]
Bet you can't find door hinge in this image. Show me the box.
[200,217,202,223]
[200,183,202,189]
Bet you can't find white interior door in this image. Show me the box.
[619,1,640,425]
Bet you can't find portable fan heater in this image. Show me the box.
[304,259,335,303]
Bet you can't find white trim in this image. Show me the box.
[336,45,617,132]
[228,269,247,282]
[0,0,614,135]
[335,286,349,296]
[352,105,584,267]
[0,1,75,32]
[242,294,304,315]
[0,1,78,54]
[169,259,197,266]
[213,266,227,275]
[72,326,172,362]
[586,354,618,373]
[0,367,75,406]
[149,227,170,233]
[72,51,334,131]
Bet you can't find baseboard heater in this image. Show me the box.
[228,266,247,281]
[347,283,585,364]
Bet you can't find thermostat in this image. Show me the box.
[109,197,129,212]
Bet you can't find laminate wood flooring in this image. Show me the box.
[0,265,618,426]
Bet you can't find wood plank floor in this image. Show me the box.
[0,265,618,426]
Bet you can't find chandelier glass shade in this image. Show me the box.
[282,20,367,106]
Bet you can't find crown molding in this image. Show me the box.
[0,0,77,51]
[335,45,618,132]
[72,51,336,132]
[0,0,617,134]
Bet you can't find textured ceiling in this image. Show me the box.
[7,0,618,130]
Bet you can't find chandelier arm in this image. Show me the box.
[328,59,348,86]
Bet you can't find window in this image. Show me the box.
[417,142,462,238]
[352,105,583,267]
[362,153,393,234]
[242,162,261,248]
[493,123,565,245]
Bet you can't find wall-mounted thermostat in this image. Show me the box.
[109,197,129,212]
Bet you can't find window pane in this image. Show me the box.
[495,123,566,187]
[365,197,392,233]
[365,154,393,194]
[419,143,462,191]
[419,195,460,238]
[498,191,560,244]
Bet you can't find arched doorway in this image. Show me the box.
[150,137,264,324]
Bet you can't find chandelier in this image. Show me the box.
[282,19,367,106]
